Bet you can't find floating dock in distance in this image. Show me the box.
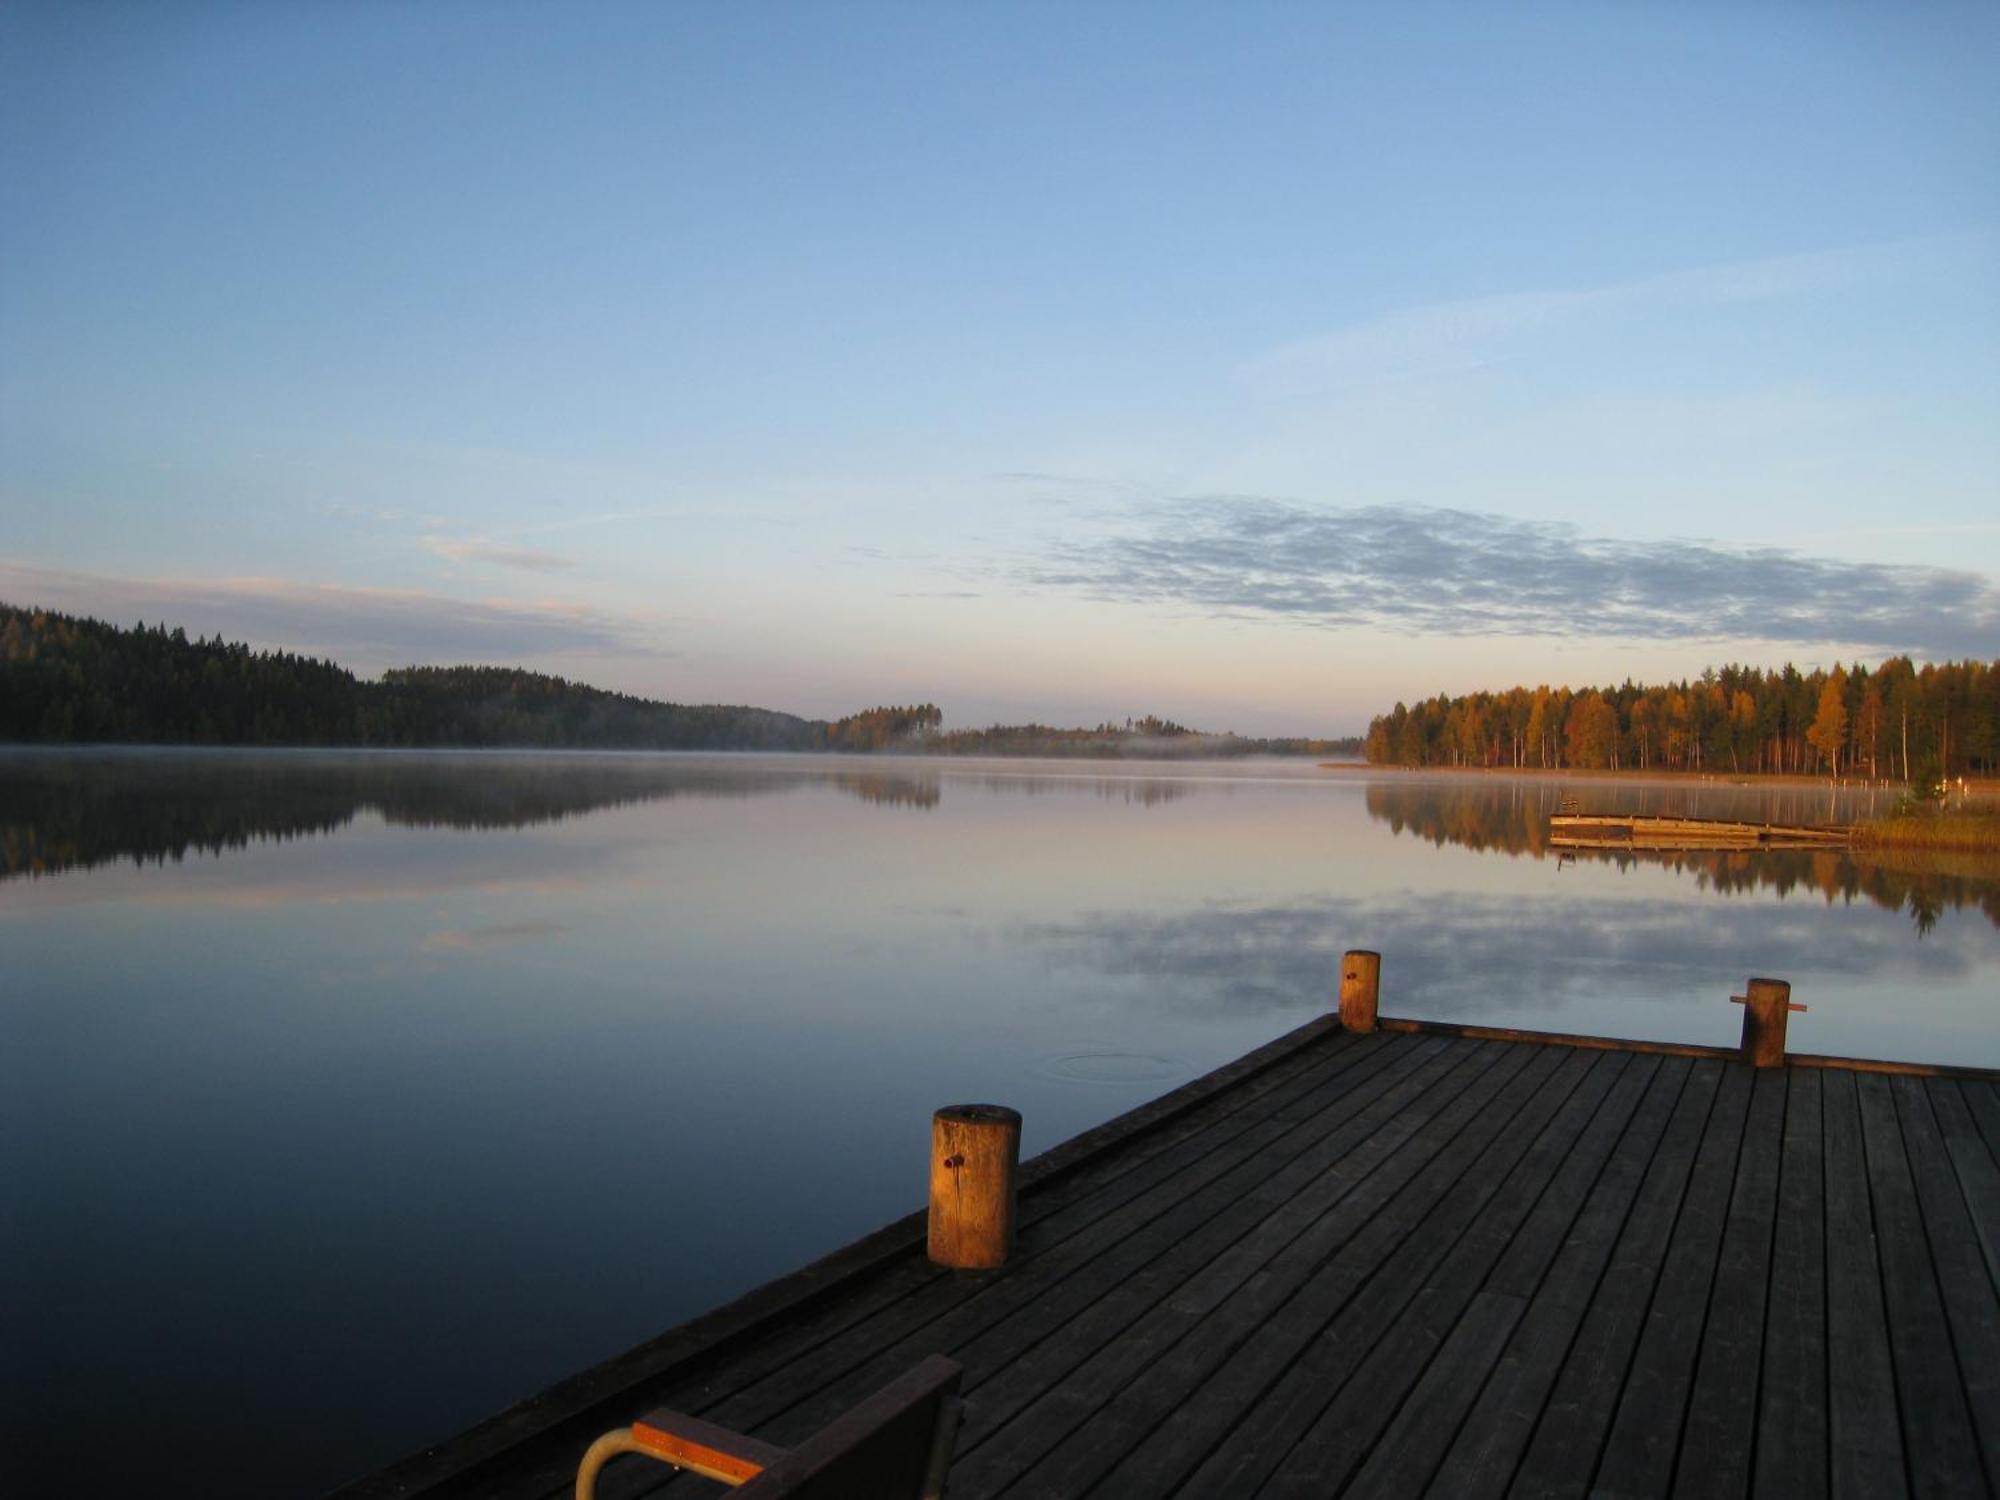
[1550,811,1857,852]
[332,977,2000,1500]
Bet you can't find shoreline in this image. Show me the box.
[1316,760,2000,797]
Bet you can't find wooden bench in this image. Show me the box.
[575,1354,963,1499]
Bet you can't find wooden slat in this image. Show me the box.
[1893,1077,2000,1490]
[1753,1066,1828,1500]
[1855,1072,1982,1494]
[949,1041,1546,1496]
[1338,1290,1527,1500]
[1310,1053,1662,1499]
[629,1410,788,1483]
[1929,1080,2000,1292]
[1788,1053,2000,1082]
[995,1043,1578,1497]
[1428,1055,1693,1500]
[1224,1050,1625,1496]
[1128,1048,1621,1497]
[1822,1069,1906,1499]
[1505,1058,1728,1498]
[1673,1066,1788,1498]
[1966,1081,2000,1167]
[1377,1017,2000,1082]
[1377,1014,1740,1062]
[1588,1058,1755,1497]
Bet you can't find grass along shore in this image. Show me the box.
[1856,808,2000,852]
[1313,761,2000,851]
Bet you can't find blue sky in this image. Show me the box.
[3,1,1995,734]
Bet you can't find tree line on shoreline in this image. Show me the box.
[0,603,1358,759]
[1362,658,1998,780]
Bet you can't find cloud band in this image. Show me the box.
[1028,497,1998,657]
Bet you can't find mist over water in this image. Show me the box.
[3,749,1994,1497]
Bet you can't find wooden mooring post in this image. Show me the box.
[1733,976,1805,1067]
[1339,949,1381,1033]
[927,1104,1021,1269]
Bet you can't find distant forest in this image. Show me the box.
[0,603,1356,758]
[1363,659,1999,779]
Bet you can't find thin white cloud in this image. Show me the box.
[0,560,670,664]
[1238,233,1980,399]
[424,536,575,573]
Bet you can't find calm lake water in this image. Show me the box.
[4,748,1996,1496]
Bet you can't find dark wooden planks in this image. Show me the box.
[1586,1053,1756,1498]
[971,1042,1566,1497]
[936,1040,1530,1497]
[1895,1077,2000,1492]
[1856,1072,1983,1495]
[1753,1066,1828,1500]
[1423,1054,1691,1500]
[1121,1047,1622,1497]
[1284,1051,1662,1500]
[1963,1081,2000,1164]
[1822,1068,1906,1498]
[1376,1014,1739,1062]
[1672,1065,1789,1499]
[1504,1057,1729,1499]
[1937,1079,2000,1291]
[1338,1289,1526,1500]
[930,1039,1476,1448]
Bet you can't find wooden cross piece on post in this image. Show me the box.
[1731,977,1805,1068]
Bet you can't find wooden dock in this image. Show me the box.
[1549,812,1856,852]
[336,987,2000,1499]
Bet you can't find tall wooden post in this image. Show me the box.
[928,1104,1021,1269]
[1735,977,1804,1067]
[1339,950,1381,1033]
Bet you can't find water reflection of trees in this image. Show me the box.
[958,774,1197,807]
[1363,778,2000,932]
[831,773,941,809]
[0,751,952,881]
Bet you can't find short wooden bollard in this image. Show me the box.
[928,1104,1022,1269]
[1339,949,1382,1033]
[1733,977,1805,1068]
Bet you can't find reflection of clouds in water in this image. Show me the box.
[419,920,568,953]
[1020,892,1985,1019]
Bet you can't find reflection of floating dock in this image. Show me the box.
[1550,812,1855,852]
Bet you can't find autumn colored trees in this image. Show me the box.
[1363,658,1998,780]
[824,703,944,750]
